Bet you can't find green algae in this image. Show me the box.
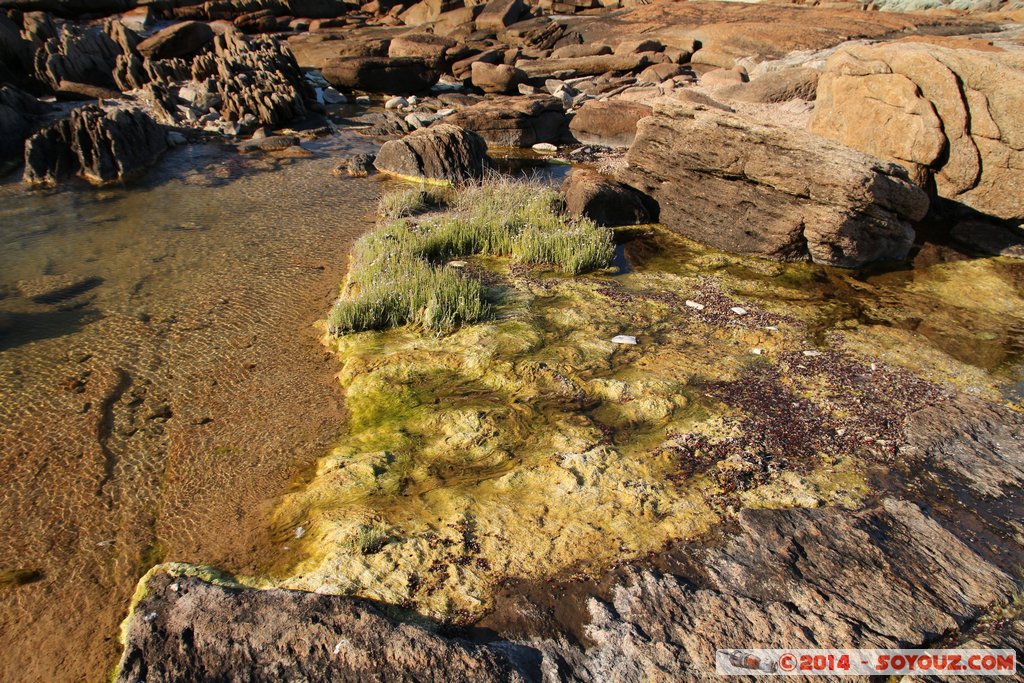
[258,185,1024,624]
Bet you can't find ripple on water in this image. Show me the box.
[0,134,381,683]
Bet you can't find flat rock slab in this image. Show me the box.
[619,103,929,267]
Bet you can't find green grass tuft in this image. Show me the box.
[329,177,614,336]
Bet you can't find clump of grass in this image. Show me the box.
[329,177,614,336]
[379,185,449,221]
[349,522,396,555]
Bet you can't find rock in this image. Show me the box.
[24,104,167,186]
[166,131,187,146]
[619,104,930,267]
[531,142,556,153]
[190,32,309,127]
[342,152,375,177]
[901,395,1024,497]
[115,570,533,683]
[563,168,653,227]
[323,56,440,93]
[611,335,637,345]
[137,21,215,61]
[470,61,525,94]
[537,499,1016,680]
[452,48,503,81]
[716,67,819,103]
[700,66,747,88]
[475,0,526,33]
[950,221,1024,259]
[614,38,663,55]
[388,33,457,64]
[516,53,655,80]
[398,0,458,26]
[0,85,45,166]
[16,273,100,302]
[444,95,566,147]
[374,123,490,181]
[55,80,120,101]
[551,43,611,59]
[237,135,300,153]
[569,99,651,147]
[385,96,408,109]
[636,63,687,85]
[811,42,1024,222]
[31,19,135,92]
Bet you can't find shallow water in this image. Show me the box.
[0,135,380,682]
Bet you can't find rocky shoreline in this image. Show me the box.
[2,0,1024,680]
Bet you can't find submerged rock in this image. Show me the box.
[619,103,930,267]
[374,123,490,181]
[23,104,167,186]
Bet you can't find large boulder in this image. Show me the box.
[444,95,566,147]
[23,104,167,186]
[137,21,215,61]
[569,99,651,147]
[322,56,440,93]
[374,124,491,181]
[811,42,1024,223]
[619,103,930,267]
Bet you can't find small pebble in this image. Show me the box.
[802,350,823,357]
[532,142,557,153]
[295,526,306,539]
[685,300,704,310]
[751,348,763,355]
[730,306,747,315]
[611,335,638,345]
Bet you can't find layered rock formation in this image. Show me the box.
[811,41,1024,224]
[619,103,930,267]
[23,103,167,185]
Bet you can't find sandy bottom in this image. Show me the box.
[0,135,380,682]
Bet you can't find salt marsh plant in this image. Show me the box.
[329,177,615,335]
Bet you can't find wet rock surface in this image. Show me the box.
[118,389,1024,681]
[619,103,930,267]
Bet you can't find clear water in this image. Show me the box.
[0,134,381,682]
